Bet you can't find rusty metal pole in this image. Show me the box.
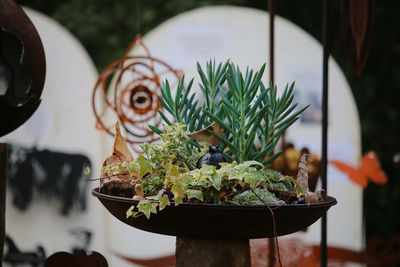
[269,0,275,85]
[0,144,8,265]
[268,0,276,266]
[320,0,330,266]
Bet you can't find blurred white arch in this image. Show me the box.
[1,7,105,257]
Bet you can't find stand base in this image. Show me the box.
[175,237,251,267]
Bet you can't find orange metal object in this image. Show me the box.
[92,36,182,152]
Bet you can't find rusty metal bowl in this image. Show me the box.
[92,187,336,239]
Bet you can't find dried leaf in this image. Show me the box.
[113,122,133,161]
[135,184,144,197]
[296,154,309,192]
[189,122,224,145]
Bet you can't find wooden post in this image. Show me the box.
[176,237,251,267]
[0,144,8,265]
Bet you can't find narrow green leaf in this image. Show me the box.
[161,80,173,105]
[203,110,237,139]
[175,76,184,104]
[263,152,282,166]
[148,125,162,135]
[158,110,173,125]
[210,132,239,153]
[158,96,174,116]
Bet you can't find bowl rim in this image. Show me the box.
[92,187,337,210]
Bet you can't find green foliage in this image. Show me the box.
[232,188,279,205]
[142,123,199,175]
[126,159,307,219]
[138,200,158,219]
[157,60,229,133]
[185,189,204,202]
[157,60,307,165]
[158,194,170,210]
[126,204,139,219]
[157,76,205,132]
[278,176,306,198]
[141,176,164,196]
[101,154,153,179]
[197,60,229,117]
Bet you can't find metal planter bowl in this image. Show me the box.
[93,187,336,239]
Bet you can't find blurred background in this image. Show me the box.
[1,0,400,266]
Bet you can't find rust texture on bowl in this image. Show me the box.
[92,187,336,239]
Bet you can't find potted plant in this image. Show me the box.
[93,60,337,266]
[93,61,336,241]
[93,60,336,240]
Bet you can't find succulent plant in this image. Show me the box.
[98,60,314,220]
[154,59,308,166]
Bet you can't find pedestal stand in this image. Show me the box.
[175,237,251,267]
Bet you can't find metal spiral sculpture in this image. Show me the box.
[92,36,181,152]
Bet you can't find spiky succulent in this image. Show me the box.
[153,59,308,166]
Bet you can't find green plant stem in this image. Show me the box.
[240,98,245,163]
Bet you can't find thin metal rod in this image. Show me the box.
[269,0,275,84]
[321,0,330,266]
[0,143,8,264]
[268,1,276,266]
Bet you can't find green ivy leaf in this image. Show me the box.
[239,160,264,169]
[171,178,186,200]
[243,171,264,189]
[137,155,152,178]
[210,173,221,191]
[127,161,137,177]
[174,196,183,206]
[186,189,204,202]
[280,176,307,198]
[158,194,170,210]
[138,200,158,219]
[126,204,138,219]
[111,165,124,175]
[166,164,180,177]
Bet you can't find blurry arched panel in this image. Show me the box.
[0,7,106,259]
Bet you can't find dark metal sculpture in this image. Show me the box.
[45,251,108,267]
[0,0,46,137]
[341,0,374,76]
[0,1,46,264]
[197,146,230,169]
[92,36,181,152]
